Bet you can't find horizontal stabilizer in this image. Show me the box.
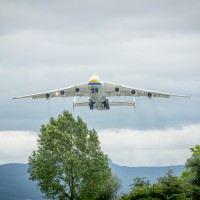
[109,101,135,107]
[74,102,89,107]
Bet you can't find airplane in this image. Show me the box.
[13,74,189,110]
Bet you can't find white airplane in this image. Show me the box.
[13,74,189,110]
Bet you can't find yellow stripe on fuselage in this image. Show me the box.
[89,79,100,83]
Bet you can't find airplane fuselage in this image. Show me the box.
[87,76,108,110]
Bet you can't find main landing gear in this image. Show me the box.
[103,99,110,110]
[89,99,95,110]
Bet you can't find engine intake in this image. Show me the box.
[60,90,65,96]
[45,93,50,98]
[75,88,80,93]
[131,90,136,95]
[115,87,120,93]
[148,92,153,98]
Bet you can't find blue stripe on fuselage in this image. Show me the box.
[88,82,102,86]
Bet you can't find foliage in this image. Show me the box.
[96,174,122,200]
[130,177,151,189]
[119,169,191,200]
[28,111,112,200]
[157,169,185,197]
[182,145,200,186]
[180,145,200,200]
[119,145,200,200]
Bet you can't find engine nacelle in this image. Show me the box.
[75,87,80,94]
[115,87,120,94]
[45,93,50,99]
[147,92,153,98]
[60,90,65,96]
[131,90,136,95]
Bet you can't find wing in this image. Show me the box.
[104,81,189,98]
[13,82,90,99]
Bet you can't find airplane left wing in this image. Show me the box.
[104,82,189,98]
[13,82,90,99]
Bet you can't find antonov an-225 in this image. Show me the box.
[13,74,189,110]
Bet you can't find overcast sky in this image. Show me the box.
[0,0,200,166]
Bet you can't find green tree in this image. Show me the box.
[96,174,121,200]
[158,169,184,197]
[28,111,111,200]
[183,145,200,186]
[130,177,151,189]
[181,145,200,199]
[149,184,165,200]
[119,177,152,200]
[119,170,191,200]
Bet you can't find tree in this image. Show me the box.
[157,169,192,200]
[181,145,200,199]
[119,177,152,200]
[119,170,191,200]
[158,169,184,197]
[96,174,121,200]
[28,111,111,200]
[183,145,200,186]
[130,177,151,189]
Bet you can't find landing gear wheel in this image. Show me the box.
[89,100,94,110]
[104,99,110,110]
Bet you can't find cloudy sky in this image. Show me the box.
[0,0,200,166]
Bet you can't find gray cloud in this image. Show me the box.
[0,0,200,165]
[0,131,37,164]
[1,0,200,34]
[1,124,199,166]
[98,124,200,166]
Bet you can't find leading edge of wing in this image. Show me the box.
[13,82,89,100]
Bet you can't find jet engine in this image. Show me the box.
[45,93,50,99]
[115,87,120,95]
[131,90,136,95]
[60,90,65,96]
[148,92,153,98]
[75,87,80,94]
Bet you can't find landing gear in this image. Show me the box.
[103,99,110,110]
[89,99,95,110]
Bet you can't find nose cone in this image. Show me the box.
[88,74,101,83]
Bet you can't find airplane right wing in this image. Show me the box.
[104,81,189,98]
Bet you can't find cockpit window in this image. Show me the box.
[91,88,98,93]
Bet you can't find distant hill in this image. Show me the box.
[109,161,184,193]
[0,163,43,200]
[0,162,184,199]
